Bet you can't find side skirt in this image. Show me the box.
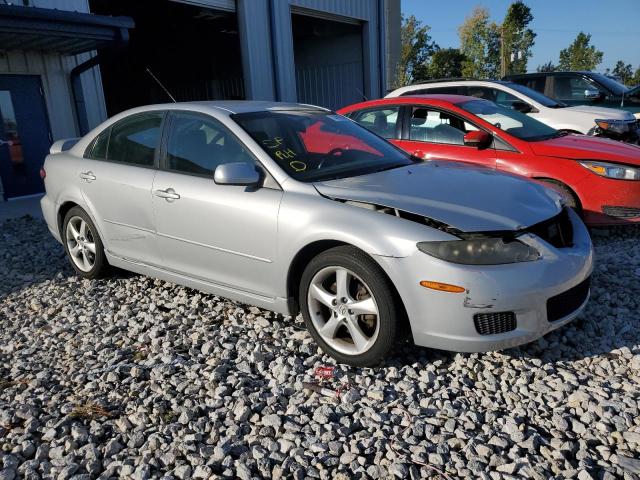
[104,251,294,316]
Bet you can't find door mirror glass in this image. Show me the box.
[511,100,533,114]
[463,130,492,149]
[584,89,603,100]
[214,162,260,186]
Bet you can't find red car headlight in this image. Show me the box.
[579,161,640,180]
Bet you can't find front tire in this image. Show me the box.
[63,206,109,279]
[299,246,402,367]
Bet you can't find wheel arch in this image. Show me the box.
[533,177,583,211]
[286,240,410,335]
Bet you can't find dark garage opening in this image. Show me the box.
[89,0,244,116]
[292,13,365,111]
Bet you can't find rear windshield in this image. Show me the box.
[232,110,415,182]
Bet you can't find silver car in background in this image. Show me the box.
[41,101,593,366]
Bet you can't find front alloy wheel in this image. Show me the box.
[300,246,402,367]
[308,266,380,356]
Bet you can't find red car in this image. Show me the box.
[338,95,640,226]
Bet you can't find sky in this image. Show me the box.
[401,0,640,73]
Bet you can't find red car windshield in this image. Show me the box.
[232,110,415,182]
[460,99,561,142]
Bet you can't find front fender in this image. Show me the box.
[273,191,458,296]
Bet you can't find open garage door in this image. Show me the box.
[89,0,244,116]
[292,13,365,111]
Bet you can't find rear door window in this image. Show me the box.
[107,112,164,167]
[409,107,470,145]
[351,107,400,139]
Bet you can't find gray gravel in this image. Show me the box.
[1,215,639,479]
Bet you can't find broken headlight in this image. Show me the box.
[417,238,540,265]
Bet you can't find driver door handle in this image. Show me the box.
[79,171,96,182]
[154,188,180,201]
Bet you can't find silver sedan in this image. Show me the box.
[41,101,593,366]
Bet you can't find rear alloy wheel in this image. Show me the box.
[63,206,108,279]
[300,246,401,367]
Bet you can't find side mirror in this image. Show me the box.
[584,89,604,100]
[463,130,492,149]
[214,162,260,186]
[511,100,533,114]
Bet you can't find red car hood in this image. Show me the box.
[529,135,640,165]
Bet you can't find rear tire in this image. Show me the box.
[299,246,402,367]
[62,206,109,279]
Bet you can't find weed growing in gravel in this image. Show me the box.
[69,402,111,419]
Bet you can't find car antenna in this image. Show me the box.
[356,87,369,102]
[146,67,177,103]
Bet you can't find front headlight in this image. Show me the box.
[417,238,540,265]
[579,161,640,180]
[595,119,635,134]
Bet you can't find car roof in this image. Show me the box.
[126,100,330,115]
[339,94,485,112]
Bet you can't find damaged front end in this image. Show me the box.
[338,198,574,262]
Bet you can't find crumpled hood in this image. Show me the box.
[564,105,635,120]
[314,162,562,232]
[529,134,640,164]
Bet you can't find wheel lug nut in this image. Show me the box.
[348,309,353,315]
[341,297,347,303]
[332,299,337,306]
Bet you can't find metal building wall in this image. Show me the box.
[237,0,391,106]
[0,0,108,139]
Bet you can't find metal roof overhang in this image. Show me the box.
[0,5,134,55]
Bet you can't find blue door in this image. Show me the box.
[0,75,52,200]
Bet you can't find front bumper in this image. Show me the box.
[376,209,593,352]
[579,175,640,226]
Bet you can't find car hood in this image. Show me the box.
[314,162,562,232]
[529,135,640,164]
[563,104,634,120]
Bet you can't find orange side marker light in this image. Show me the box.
[420,281,466,293]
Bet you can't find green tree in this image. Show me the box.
[612,60,634,85]
[458,7,501,79]
[558,32,603,71]
[395,15,439,86]
[631,67,640,86]
[536,61,556,72]
[426,48,467,79]
[501,1,536,75]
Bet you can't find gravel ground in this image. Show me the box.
[1,215,639,480]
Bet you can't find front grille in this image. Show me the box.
[528,208,573,248]
[473,312,517,335]
[602,206,640,219]
[546,276,591,322]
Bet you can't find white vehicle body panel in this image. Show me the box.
[387,81,635,134]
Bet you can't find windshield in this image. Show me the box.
[504,82,567,108]
[460,99,560,141]
[590,72,630,95]
[232,110,415,182]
